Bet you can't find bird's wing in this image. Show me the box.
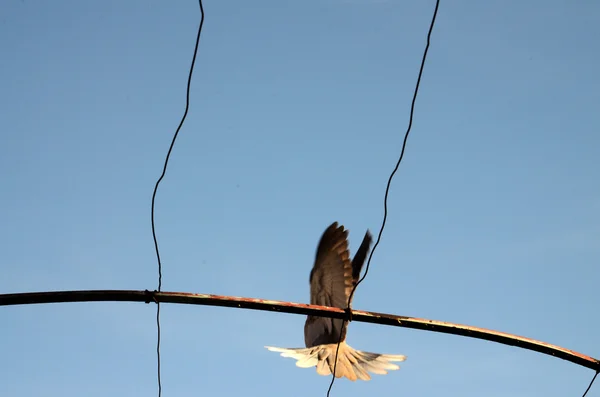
[304,222,361,347]
[266,224,406,380]
[351,230,372,284]
[310,222,353,307]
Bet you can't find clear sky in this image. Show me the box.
[1,1,599,396]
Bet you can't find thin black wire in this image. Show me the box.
[143,0,597,396]
[326,0,440,395]
[581,371,598,397]
[150,2,205,397]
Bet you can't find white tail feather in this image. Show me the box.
[265,342,406,381]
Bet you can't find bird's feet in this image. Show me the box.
[345,307,353,322]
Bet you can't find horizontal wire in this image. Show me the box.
[1,289,598,372]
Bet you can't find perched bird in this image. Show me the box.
[265,222,406,381]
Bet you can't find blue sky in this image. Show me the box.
[1,0,599,396]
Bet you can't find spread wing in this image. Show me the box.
[265,224,406,381]
[352,228,372,283]
[304,222,372,347]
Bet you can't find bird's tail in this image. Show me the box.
[265,342,406,381]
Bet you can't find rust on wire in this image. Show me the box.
[1,289,598,371]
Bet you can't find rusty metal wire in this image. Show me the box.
[1,289,598,373]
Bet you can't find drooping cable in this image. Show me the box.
[149,2,205,396]
[326,1,440,395]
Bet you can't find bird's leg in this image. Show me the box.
[344,306,353,322]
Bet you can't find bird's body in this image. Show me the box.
[266,222,406,381]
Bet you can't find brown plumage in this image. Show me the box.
[266,222,406,381]
[304,222,370,347]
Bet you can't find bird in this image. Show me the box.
[265,222,406,381]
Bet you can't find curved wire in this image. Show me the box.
[582,371,599,397]
[327,0,440,395]
[1,289,599,373]
[149,1,205,396]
